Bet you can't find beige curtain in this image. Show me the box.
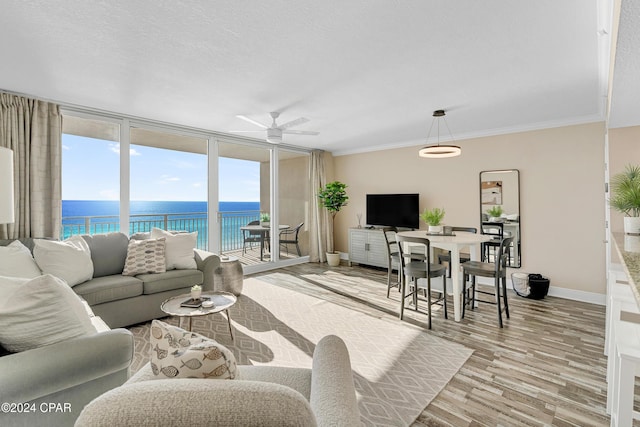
[309,150,331,262]
[0,92,62,239]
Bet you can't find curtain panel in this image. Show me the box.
[309,150,330,262]
[0,92,62,239]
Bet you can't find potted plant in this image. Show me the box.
[318,181,349,266]
[610,164,640,235]
[420,207,445,233]
[486,206,503,222]
[259,212,270,227]
[191,284,202,300]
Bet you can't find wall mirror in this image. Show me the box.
[479,169,521,268]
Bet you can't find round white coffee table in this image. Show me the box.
[160,291,237,340]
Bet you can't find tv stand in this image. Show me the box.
[348,227,387,268]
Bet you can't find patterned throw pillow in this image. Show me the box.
[149,319,237,379]
[122,238,166,276]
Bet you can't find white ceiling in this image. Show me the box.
[0,1,636,155]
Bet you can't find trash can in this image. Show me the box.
[527,274,550,300]
[511,273,530,297]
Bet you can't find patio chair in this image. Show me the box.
[242,220,267,254]
[279,222,304,256]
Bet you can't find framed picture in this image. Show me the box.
[481,180,502,205]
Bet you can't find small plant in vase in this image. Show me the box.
[260,212,270,227]
[420,207,445,233]
[191,284,202,300]
[486,206,503,221]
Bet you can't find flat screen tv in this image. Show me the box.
[366,193,419,229]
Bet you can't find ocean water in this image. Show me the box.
[61,200,261,250]
[62,200,259,217]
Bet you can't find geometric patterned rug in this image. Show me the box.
[128,277,473,426]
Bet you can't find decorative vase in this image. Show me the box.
[190,288,202,300]
[326,252,341,267]
[624,217,640,235]
[428,225,443,234]
[260,221,270,228]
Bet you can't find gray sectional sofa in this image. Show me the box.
[0,232,222,426]
[0,232,221,328]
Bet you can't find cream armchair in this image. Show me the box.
[75,335,360,427]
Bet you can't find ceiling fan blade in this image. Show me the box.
[282,130,320,136]
[236,115,269,129]
[278,117,309,130]
[229,130,266,133]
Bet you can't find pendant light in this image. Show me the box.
[418,110,461,158]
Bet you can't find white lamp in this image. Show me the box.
[0,147,15,223]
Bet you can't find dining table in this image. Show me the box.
[396,230,492,322]
[240,224,290,261]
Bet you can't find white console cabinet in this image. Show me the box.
[348,227,388,268]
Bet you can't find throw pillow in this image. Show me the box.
[150,228,197,270]
[122,238,167,276]
[150,319,237,379]
[0,240,42,278]
[0,274,97,352]
[33,236,94,286]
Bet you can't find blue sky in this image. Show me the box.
[62,134,260,202]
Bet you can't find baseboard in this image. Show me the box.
[474,276,606,306]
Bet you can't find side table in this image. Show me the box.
[214,255,244,296]
[160,291,237,339]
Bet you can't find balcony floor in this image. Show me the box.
[222,245,301,266]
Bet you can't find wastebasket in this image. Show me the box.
[527,274,550,300]
[511,273,530,297]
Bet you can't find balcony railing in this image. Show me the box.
[61,210,261,253]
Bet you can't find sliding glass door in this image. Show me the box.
[61,115,121,238]
[129,127,208,249]
[62,110,311,272]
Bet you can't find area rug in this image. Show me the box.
[128,277,473,426]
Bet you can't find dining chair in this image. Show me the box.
[279,222,304,256]
[481,222,505,262]
[461,236,514,327]
[242,220,266,254]
[396,235,447,329]
[382,227,426,298]
[437,226,477,277]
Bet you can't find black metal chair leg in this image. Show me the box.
[502,276,510,319]
[427,277,432,329]
[495,277,503,328]
[442,275,448,319]
[399,274,406,320]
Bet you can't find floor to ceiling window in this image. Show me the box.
[61,109,311,272]
[129,127,208,249]
[61,115,121,238]
[217,139,272,268]
[277,148,310,260]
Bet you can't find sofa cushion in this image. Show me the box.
[0,274,97,352]
[74,275,144,305]
[150,228,197,270]
[122,238,166,276]
[150,320,237,379]
[81,232,129,278]
[33,236,94,286]
[138,269,203,295]
[0,240,42,278]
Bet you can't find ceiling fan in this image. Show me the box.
[232,112,319,143]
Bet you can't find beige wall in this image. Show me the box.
[333,122,607,295]
[608,125,640,233]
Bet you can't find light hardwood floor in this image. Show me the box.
[249,261,611,427]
